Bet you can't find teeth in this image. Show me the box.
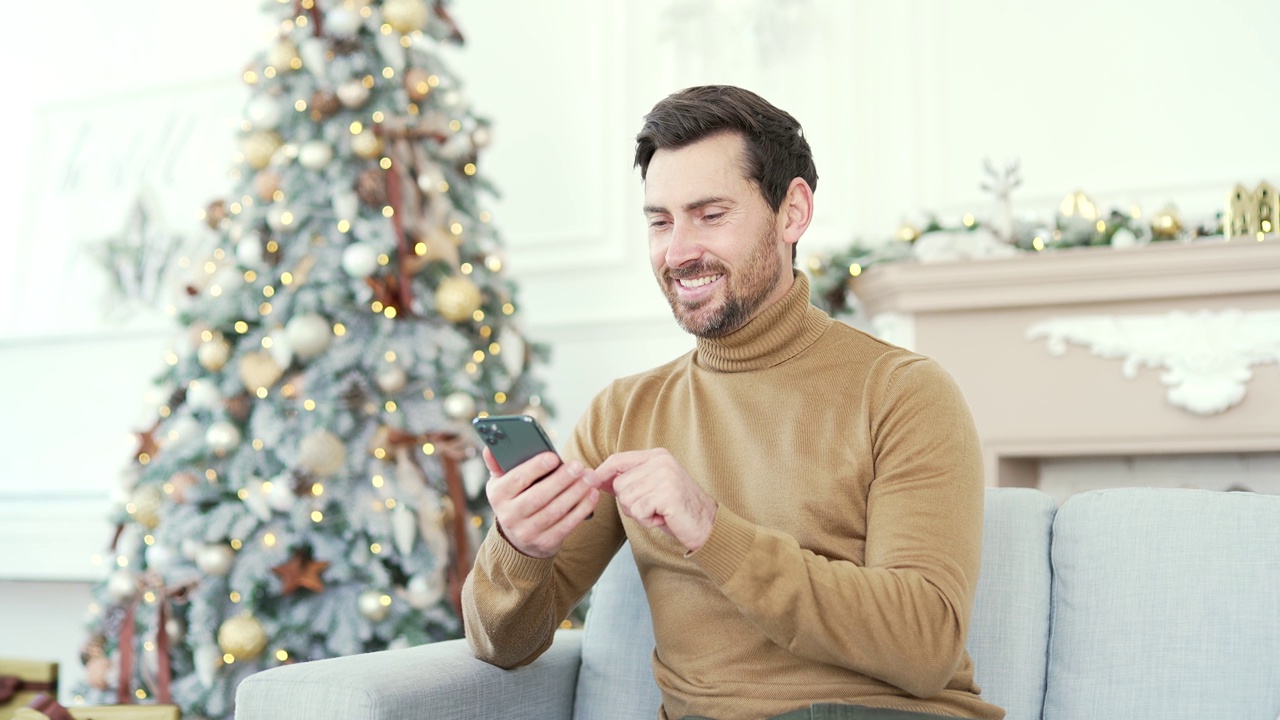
[679,274,721,289]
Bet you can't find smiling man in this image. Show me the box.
[463,85,1003,720]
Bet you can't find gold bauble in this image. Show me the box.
[405,67,432,102]
[239,351,284,393]
[268,39,300,73]
[382,0,428,33]
[243,131,283,170]
[252,170,282,202]
[129,484,164,530]
[217,613,268,661]
[198,335,232,372]
[1150,204,1183,240]
[298,430,347,477]
[351,129,384,160]
[434,276,482,323]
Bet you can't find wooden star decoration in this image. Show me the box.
[134,426,159,462]
[272,549,330,595]
[365,274,405,314]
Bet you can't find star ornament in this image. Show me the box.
[272,549,330,595]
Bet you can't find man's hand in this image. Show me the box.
[589,449,717,552]
[483,448,599,559]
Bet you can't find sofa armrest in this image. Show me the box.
[235,630,583,720]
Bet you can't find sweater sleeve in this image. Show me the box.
[463,389,628,668]
[688,357,985,698]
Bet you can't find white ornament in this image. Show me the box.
[326,6,363,37]
[186,378,223,411]
[205,421,242,454]
[442,392,476,420]
[912,228,1017,263]
[297,37,328,81]
[196,544,235,577]
[1026,308,1280,416]
[267,204,306,232]
[358,589,392,622]
[266,474,296,512]
[341,243,380,278]
[298,140,335,171]
[285,313,332,360]
[267,328,294,369]
[374,30,406,72]
[243,478,273,521]
[236,234,265,267]
[164,415,202,448]
[145,542,178,572]
[246,96,284,130]
[401,572,445,610]
[165,616,186,644]
[107,569,139,601]
[336,80,370,109]
[332,190,359,224]
[193,644,221,687]
[375,364,408,394]
[180,538,202,561]
[1110,227,1141,249]
[391,505,417,556]
[496,328,527,378]
[471,125,491,149]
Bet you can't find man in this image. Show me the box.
[463,85,1003,720]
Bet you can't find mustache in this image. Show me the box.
[664,260,726,282]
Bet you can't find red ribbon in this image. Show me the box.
[24,694,74,720]
[0,675,55,704]
[114,583,184,705]
[380,139,416,316]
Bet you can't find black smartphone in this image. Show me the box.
[472,414,562,479]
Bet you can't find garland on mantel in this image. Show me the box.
[807,162,1278,316]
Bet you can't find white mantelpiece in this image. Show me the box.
[851,237,1280,488]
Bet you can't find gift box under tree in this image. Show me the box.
[0,658,57,720]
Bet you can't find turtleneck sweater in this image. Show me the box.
[463,273,1003,720]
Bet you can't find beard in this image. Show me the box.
[658,222,786,339]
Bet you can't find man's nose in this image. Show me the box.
[665,222,702,267]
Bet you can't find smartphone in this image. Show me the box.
[472,414,562,479]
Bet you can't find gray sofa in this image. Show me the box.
[235,487,1280,719]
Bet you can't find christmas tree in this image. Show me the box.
[76,1,551,717]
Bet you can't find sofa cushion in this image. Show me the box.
[1043,487,1280,720]
[573,542,662,720]
[968,487,1057,720]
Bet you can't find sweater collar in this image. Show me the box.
[693,271,832,373]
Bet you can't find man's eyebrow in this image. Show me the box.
[643,196,733,215]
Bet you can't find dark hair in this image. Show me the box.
[634,85,818,214]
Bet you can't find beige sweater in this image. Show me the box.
[463,274,1004,720]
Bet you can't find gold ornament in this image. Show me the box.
[1225,183,1253,238]
[1056,190,1099,234]
[129,484,164,529]
[351,129,384,160]
[896,222,921,242]
[1256,181,1278,235]
[218,613,268,660]
[434,276,482,323]
[268,39,300,73]
[239,351,284,393]
[405,67,432,101]
[298,430,347,477]
[358,589,392,621]
[243,131,283,170]
[253,170,282,202]
[1150,204,1183,240]
[198,334,232,372]
[382,0,428,34]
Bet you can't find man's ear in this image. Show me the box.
[780,177,814,246]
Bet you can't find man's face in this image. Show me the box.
[643,133,793,338]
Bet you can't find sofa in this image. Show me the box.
[235,487,1280,719]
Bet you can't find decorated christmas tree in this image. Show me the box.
[75,1,550,717]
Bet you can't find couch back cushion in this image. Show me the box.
[1043,488,1280,720]
[968,487,1057,720]
[573,542,662,720]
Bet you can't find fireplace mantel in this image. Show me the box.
[850,238,1280,487]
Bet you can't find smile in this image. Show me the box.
[677,274,722,289]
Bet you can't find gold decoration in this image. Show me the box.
[382,0,428,33]
[1229,181,1279,239]
[243,131,283,170]
[218,613,268,660]
[896,222,921,242]
[1056,190,1099,234]
[272,548,330,595]
[129,484,164,529]
[253,170,282,202]
[1226,183,1253,238]
[239,351,284,392]
[268,39,300,73]
[434,276,482,323]
[1257,181,1278,235]
[1150,204,1183,240]
[351,129,384,160]
[298,430,347,477]
[197,334,232,372]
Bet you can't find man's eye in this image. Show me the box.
[648,219,671,230]
[703,212,725,222]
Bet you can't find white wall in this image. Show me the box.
[2,0,1278,699]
